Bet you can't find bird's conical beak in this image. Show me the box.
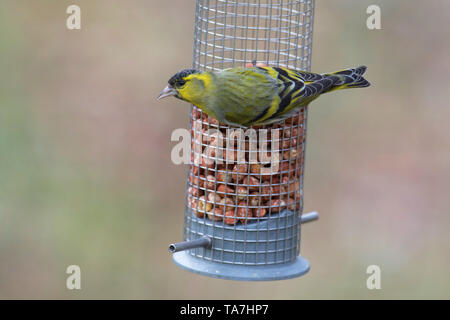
[157,84,177,100]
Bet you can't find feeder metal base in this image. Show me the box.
[172,251,310,281]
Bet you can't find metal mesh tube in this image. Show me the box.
[183,0,314,267]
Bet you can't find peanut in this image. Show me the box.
[224,210,238,225]
[261,184,285,201]
[192,108,202,120]
[187,195,197,209]
[197,195,213,217]
[267,199,287,213]
[253,207,267,218]
[236,186,248,201]
[189,174,205,188]
[190,165,200,176]
[249,193,261,207]
[217,197,234,212]
[217,184,235,195]
[282,138,297,149]
[201,154,215,168]
[205,175,216,190]
[206,207,224,221]
[188,196,202,218]
[284,179,301,199]
[207,192,222,206]
[188,186,203,198]
[286,197,298,211]
[237,201,251,224]
[283,146,303,160]
[250,163,261,175]
[216,171,233,184]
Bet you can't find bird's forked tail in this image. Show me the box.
[327,66,370,91]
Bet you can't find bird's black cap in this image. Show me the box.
[168,69,201,86]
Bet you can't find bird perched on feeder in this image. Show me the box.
[157,65,370,127]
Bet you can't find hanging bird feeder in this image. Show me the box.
[169,0,318,281]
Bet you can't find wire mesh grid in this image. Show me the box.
[184,0,314,267]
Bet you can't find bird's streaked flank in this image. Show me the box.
[158,66,370,127]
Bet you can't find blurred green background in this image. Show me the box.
[1,0,449,299]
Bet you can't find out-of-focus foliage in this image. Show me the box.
[0,0,449,299]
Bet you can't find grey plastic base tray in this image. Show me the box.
[173,251,310,281]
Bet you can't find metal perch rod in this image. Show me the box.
[169,211,319,253]
[169,236,212,253]
[300,211,319,224]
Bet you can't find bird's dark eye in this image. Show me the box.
[178,80,186,87]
